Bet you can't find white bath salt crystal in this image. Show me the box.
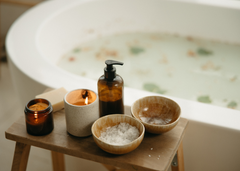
[151,148,153,150]
[140,116,172,125]
[139,116,152,124]
[99,122,140,145]
[158,155,161,157]
[157,158,159,160]
[149,155,151,157]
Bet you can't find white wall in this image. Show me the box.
[0,0,44,40]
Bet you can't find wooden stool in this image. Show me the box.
[5,106,188,171]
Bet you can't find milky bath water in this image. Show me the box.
[58,32,240,110]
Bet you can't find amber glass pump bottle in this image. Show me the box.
[98,60,124,117]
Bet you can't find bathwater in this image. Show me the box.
[58,32,240,110]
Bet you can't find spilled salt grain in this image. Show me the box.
[99,122,140,145]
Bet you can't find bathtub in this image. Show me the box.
[6,0,240,170]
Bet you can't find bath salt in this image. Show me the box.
[99,122,140,145]
[140,116,172,125]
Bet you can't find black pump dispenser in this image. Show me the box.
[104,60,123,80]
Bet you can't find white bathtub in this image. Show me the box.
[6,0,240,170]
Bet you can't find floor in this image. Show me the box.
[0,61,107,171]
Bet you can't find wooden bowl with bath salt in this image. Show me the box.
[131,96,181,134]
[91,114,145,155]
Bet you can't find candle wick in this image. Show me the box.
[82,90,88,99]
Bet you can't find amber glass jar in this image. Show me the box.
[24,98,54,135]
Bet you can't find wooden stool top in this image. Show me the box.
[5,106,188,171]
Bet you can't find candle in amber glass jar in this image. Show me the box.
[24,98,54,135]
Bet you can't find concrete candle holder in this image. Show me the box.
[64,89,99,137]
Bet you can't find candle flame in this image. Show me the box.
[85,97,88,105]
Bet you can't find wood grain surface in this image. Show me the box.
[5,106,188,171]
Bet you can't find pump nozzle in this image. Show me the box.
[104,60,124,80]
[105,60,123,70]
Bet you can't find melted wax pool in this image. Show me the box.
[58,32,240,110]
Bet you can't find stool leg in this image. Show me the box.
[11,142,31,171]
[171,141,185,171]
[51,151,65,171]
[177,141,185,171]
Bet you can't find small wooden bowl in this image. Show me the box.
[131,96,181,134]
[91,114,145,155]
